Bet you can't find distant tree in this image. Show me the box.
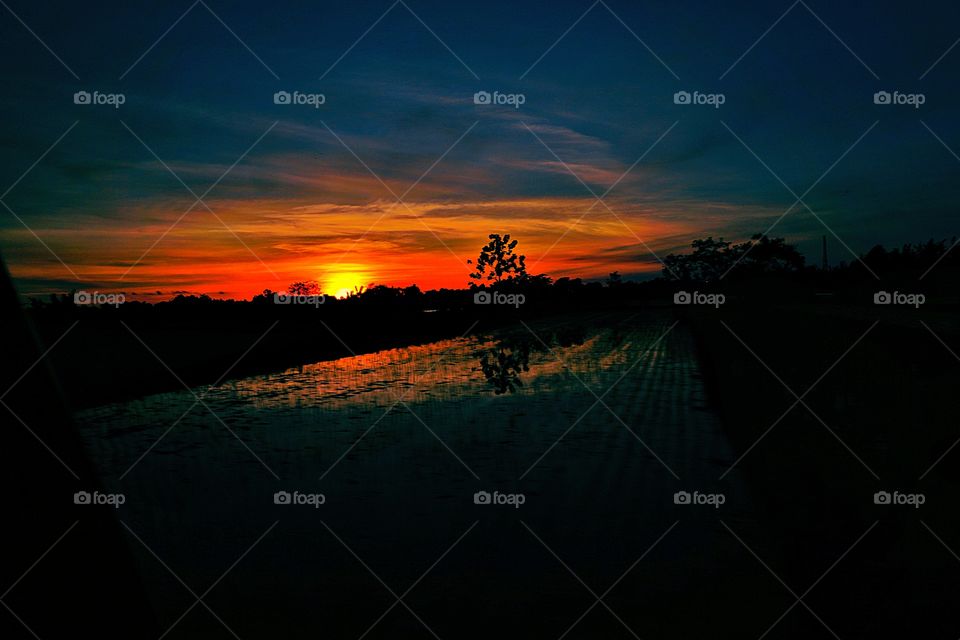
[662,237,733,282]
[356,284,400,304]
[468,234,527,286]
[288,281,321,295]
[733,235,805,274]
[861,239,957,276]
[662,234,804,282]
[251,289,277,304]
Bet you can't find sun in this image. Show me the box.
[323,269,370,299]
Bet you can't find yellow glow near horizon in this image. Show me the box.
[323,269,371,299]
[9,193,720,300]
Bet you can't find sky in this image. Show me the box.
[1,0,959,299]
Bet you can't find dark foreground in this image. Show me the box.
[4,291,960,637]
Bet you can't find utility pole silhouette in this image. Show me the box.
[821,235,828,270]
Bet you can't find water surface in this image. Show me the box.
[77,312,762,638]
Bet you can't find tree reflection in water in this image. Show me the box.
[477,325,587,394]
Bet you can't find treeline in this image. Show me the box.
[27,277,670,314]
[662,234,960,282]
[24,234,960,313]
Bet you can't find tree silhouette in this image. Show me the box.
[288,281,321,295]
[468,234,527,285]
[733,235,805,274]
[663,237,733,282]
[663,234,804,282]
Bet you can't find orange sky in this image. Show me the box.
[7,193,755,300]
[2,116,785,301]
[0,95,795,301]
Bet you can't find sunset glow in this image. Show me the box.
[3,190,763,299]
[322,265,373,299]
[3,1,956,301]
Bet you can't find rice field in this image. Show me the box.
[75,311,769,638]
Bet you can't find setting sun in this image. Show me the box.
[322,268,372,299]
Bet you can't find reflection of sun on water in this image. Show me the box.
[323,270,371,299]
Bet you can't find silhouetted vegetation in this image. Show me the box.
[476,324,588,394]
[664,233,960,285]
[18,232,960,406]
[287,280,321,295]
[663,234,805,282]
[478,340,531,394]
[468,233,528,284]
